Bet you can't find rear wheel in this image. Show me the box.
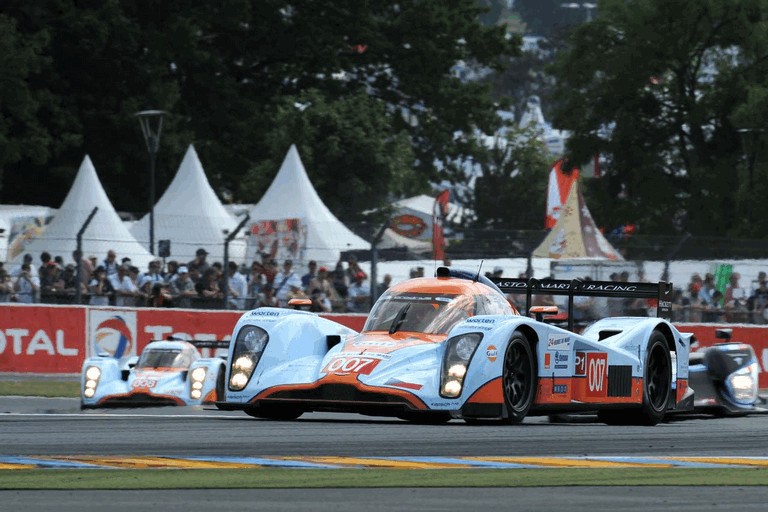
[598,332,671,426]
[502,332,537,424]
[245,404,303,421]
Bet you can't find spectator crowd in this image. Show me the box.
[3,248,766,324]
[0,248,393,314]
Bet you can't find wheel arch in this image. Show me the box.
[513,324,539,351]
[650,322,675,356]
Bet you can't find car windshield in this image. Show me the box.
[136,347,195,369]
[364,291,474,335]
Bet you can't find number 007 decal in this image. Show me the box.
[323,357,381,375]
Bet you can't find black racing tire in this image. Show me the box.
[598,331,671,426]
[214,367,226,410]
[502,331,537,424]
[245,405,304,421]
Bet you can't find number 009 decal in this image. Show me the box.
[323,357,381,375]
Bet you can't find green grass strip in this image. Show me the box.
[0,380,79,398]
[2,468,768,489]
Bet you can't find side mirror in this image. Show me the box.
[529,305,559,322]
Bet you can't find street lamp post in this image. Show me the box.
[135,110,167,255]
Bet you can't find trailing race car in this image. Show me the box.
[217,267,694,425]
[688,328,762,416]
[80,339,228,409]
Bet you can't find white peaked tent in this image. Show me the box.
[10,156,154,268]
[129,145,246,263]
[246,145,369,267]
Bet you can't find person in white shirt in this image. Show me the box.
[346,272,371,313]
[226,261,248,310]
[13,263,39,303]
[109,264,139,307]
[273,259,302,308]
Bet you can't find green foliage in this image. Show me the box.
[469,125,552,229]
[549,0,768,238]
[0,0,516,226]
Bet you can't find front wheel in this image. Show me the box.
[502,332,537,424]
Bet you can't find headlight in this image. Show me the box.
[229,326,269,391]
[83,366,101,398]
[727,362,759,405]
[440,333,482,398]
[191,367,207,382]
[190,389,202,399]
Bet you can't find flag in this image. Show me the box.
[545,159,580,229]
[432,190,450,261]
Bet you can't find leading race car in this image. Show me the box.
[217,267,694,425]
[80,339,228,409]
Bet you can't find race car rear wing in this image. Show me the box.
[488,276,674,331]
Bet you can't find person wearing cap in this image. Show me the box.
[346,271,371,313]
[273,259,302,308]
[188,247,210,276]
[170,265,197,308]
[109,264,140,307]
[88,265,115,306]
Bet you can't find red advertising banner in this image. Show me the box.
[0,304,85,373]
[0,305,369,374]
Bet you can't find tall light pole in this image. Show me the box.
[135,110,167,255]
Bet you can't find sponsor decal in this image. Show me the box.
[248,310,281,317]
[495,280,527,289]
[544,352,551,369]
[583,284,638,292]
[659,300,672,308]
[131,378,157,389]
[89,310,137,358]
[538,282,570,291]
[553,384,567,394]
[351,340,396,348]
[466,318,496,324]
[575,351,586,376]
[0,329,79,358]
[323,356,381,376]
[554,350,569,369]
[547,334,572,351]
[585,352,608,397]
[486,345,498,362]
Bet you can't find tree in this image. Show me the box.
[549,0,768,237]
[0,0,518,225]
